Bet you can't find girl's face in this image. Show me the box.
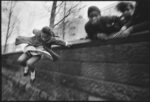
[41,32,51,42]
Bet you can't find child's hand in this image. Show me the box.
[110,26,133,39]
[66,41,72,47]
[97,33,108,40]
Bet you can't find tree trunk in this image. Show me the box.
[62,2,66,40]
[50,1,57,29]
[3,39,8,53]
[3,8,12,53]
[2,1,18,54]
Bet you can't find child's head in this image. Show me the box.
[116,2,134,14]
[88,6,101,25]
[40,26,54,42]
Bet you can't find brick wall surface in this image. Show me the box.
[2,33,150,101]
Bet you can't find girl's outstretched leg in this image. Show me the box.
[17,52,31,76]
[26,55,41,82]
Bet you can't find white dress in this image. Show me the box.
[24,45,53,59]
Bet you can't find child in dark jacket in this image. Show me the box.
[112,1,150,38]
[15,26,69,82]
[85,6,122,40]
[116,1,135,26]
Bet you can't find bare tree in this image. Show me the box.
[49,1,57,28]
[54,1,86,39]
[2,1,19,53]
[44,1,86,27]
[54,2,86,27]
[62,2,66,39]
[44,1,86,39]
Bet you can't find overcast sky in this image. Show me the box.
[26,1,117,20]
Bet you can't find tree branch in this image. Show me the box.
[56,1,63,8]
[8,19,16,37]
[55,3,63,15]
[64,2,80,17]
[69,2,80,10]
[54,9,71,27]
[78,5,86,11]
[11,1,17,9]
[54,2,81,27]
[3,1,17,53]
[43,2,51,12]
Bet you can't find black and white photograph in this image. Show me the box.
[1,0,150,101]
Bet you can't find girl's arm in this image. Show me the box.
[48,37,68,46]
[51,37,68,47]
[33,29,41,36]
[15,36,33,45]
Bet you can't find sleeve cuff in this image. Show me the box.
[121,26,127,31]
[66,41,68,46]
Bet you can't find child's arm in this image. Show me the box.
[50,37,69,47]
[33,29,41,36]
[15,36,32,45]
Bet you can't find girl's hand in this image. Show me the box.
[110,26,133,39]
[66,41,72,47]
[97,33,108,40]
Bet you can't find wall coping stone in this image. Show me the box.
[2,30,150,56]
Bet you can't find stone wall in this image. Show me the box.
[2,31,150,101]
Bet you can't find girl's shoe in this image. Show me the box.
[30,70,35,82]
[23,66,29,76]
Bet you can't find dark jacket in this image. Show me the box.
[85,16,122,39]
[125,1,150,28]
